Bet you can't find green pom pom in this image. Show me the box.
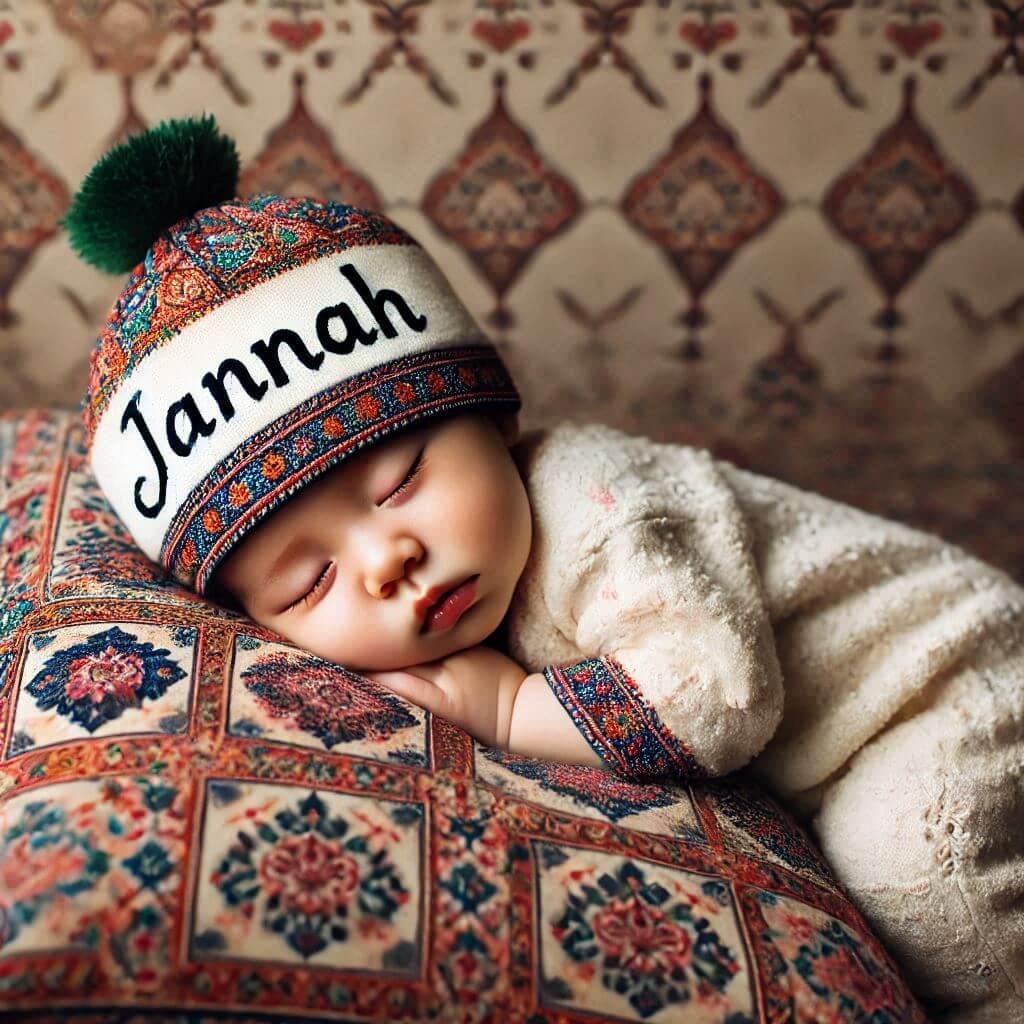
[61,114,240,274]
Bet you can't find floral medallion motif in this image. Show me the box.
[0,776,186,993]
[197,782,422,971]
[482,748,682,823]
[705,782,837,887]
[0,798,108,951]
[240,649,418,748]
[536,843,755,1021]
[51,463,173,600]
[25,625,188,733]
[752,890,919,1023]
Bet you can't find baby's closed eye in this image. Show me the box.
[284,561,336,613]
[281,444,428,613]
[380,446,426,507]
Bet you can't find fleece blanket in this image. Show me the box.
[503,420,1024,1023]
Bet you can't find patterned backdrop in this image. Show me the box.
[2,0,1024,580]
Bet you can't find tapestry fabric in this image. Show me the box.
[0,408,929,1022]
[2,0,1023,583]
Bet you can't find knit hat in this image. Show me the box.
[64,115,521,596]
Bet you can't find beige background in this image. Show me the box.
[2,0,1023,576]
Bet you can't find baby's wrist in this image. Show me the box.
[503,671,544,753]
[495,665,531,751]
[506,671,603,769]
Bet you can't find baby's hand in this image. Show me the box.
[363,644,528,750]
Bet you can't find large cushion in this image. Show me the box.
[0,409,927,1022]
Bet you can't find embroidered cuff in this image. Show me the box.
[541,656,706,781]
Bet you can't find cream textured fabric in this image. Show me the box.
[505,419,1024,1022]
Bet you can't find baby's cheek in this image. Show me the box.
[475,485,520,556]
[294,619,415,673]
[434,489,489,557]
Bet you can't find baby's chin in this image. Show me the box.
[327,599,508,673]
[335,639,470,676]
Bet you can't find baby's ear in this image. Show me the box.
[498,413,520,447]
[206,572,244,615]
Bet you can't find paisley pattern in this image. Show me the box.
[0,408,929,1022]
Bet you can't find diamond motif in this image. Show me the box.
[0,119,69,326]
[824,76,978,300]
[621,73,783,306]
[421,71,582,325]
[238,71,383,210]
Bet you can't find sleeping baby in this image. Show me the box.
[68,117,1023,1024]
[212,411,1024,1024]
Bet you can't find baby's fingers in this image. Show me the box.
[365,670,446,717]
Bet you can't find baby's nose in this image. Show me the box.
[370,553,422,599]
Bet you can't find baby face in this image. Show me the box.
[212,413,532,671]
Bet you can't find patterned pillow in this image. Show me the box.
[0,409,927,1023]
